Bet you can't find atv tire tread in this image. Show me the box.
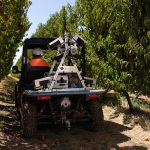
[86,100,104,131]
[22,100,37,138]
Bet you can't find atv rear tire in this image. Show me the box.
[86,100,104,131]
[22,100,37,138]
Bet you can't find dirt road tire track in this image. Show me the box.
[0,77,150,150]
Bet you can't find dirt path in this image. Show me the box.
[0,77,150,150]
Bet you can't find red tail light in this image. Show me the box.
[87,93,101,99]
[37,96,51,101]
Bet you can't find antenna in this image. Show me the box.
[62,6,67,36]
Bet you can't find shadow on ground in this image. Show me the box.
[0,103,149,150]
[0,77,149,150]
[0,105,129,150]
[0,106,148,150]
[113,107,150,131]
[0,97,146,150]
[119,146,147,150]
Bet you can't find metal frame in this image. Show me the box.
[24,89,105,97]
[34,34,88,91]
[20,36,104,96]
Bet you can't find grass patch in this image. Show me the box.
[131,97,150,112]
[103,92,150,112]
[101,92,121,106]
[102,92,150,130]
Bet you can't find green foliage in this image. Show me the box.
[32,4,79,38]
[31,0,150,95]
[101,93,121,106]
[33,13,60,37]
[0,0,31,80]
[75,0,150,95]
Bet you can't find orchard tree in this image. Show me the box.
[75,0,150,111]
[33,13,60,38]
[31,0,150,111]
[0,0,31,80]
[32,4,79,65]
[33,4,78,38]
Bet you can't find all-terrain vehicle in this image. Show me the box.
[12,34,105,138]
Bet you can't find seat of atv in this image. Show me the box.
[27,66,50,83]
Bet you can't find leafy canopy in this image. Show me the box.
[30,0,150,95]
[0,0,31,80]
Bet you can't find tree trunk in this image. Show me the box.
[121,90,134,112]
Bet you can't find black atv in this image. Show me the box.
[12,35,105,138]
